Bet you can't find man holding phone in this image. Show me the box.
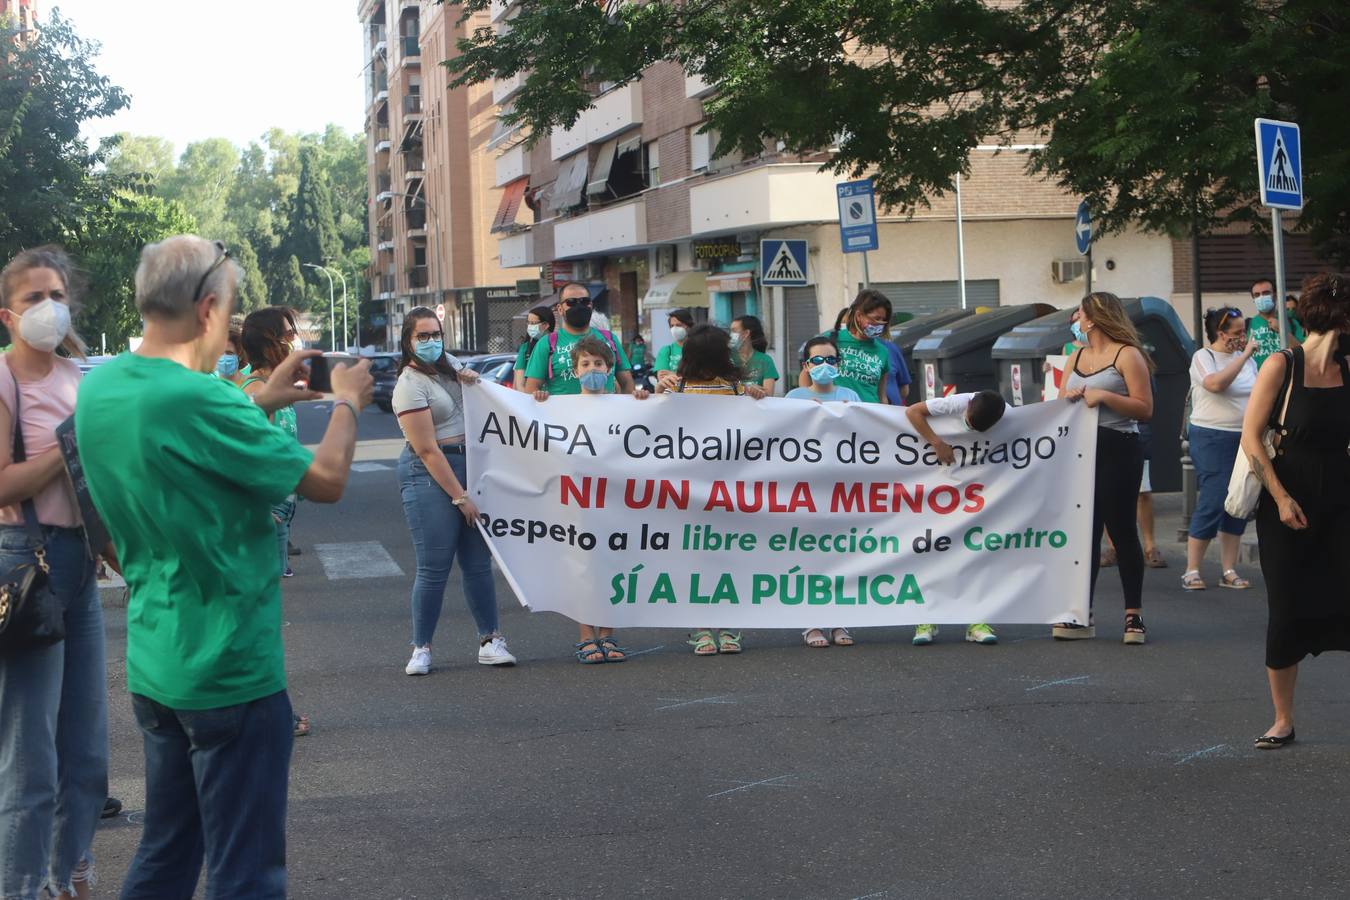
[76,235,372,898]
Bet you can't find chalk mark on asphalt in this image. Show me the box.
[315,541,404,580]
[1025,675,1091,692]
[850,892,889,900]
[656,694,736,711]
[1174,744,1228,765]
[350,461,392,473]
[623,645,666,658]
[706,774,792,798]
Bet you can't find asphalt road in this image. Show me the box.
[90,403,1350,899]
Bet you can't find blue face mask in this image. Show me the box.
[1070,321,1086,343]
[215,352,239,378]
[863,323,886,339]
[1254,294,1275,314]
[578,370,609,392]
[414,340,444,364]
[809,363,839,384]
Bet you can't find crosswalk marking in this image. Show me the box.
[315,541,405,580]
[350,462,392,472]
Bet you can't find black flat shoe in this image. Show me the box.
[1254,729,1296,749]
[102,796,123,819]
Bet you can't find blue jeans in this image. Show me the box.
[398,445,497,646]
[119,690,293,900]
[272,495,296,576]
[1188,424,1248,540]
[0,526,105,900]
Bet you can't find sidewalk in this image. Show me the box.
[1151,491,1260,565]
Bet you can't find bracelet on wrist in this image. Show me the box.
[451,496,468,507]
[332,398,358,420]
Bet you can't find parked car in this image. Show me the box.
[367,352,402,412]
[463,352,516,387]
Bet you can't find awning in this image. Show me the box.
[616,131,642,157]
[642,271,709,311]
[548,151,589,213]
[705,272,754,293]
[491,178,529,234]
[586,138,618,197]
[487,104,521,151]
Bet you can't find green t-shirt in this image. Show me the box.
[1248,314,1305,369]
[629,342,647,367]
[525,327,632,395]
[514,342,530,375]
[76,355,315,709]
[242,375,297,440]
[740,350,780,387]
[654,341,683,373]
[834,330,890,403]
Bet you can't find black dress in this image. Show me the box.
[1258,347,1350,669]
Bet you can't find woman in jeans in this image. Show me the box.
[1059,292,1155,644]
[395,307,515,675]
[1182,307,1258,590]
[0,246,105,900]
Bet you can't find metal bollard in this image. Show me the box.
[1178,436,1196,543]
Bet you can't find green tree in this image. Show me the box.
[0,10,129,260]
[274,146,341,309]
[102,132,175,186]
[164,138,240,241]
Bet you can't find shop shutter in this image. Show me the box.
[784,286,820,364]
[866,280,1000,316]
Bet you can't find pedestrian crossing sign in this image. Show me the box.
[1254,118,1303,210]
[759,239,809,286]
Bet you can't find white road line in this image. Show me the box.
[350,462,391,472]
[315,542,405,580]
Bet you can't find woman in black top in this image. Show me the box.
[1241,273,1350,749]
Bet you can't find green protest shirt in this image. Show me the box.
[834,330,890,403]
[1248,315,1306,369]
[525,327,632,395]
[514,342,531,377]
[76,354,314,710]
[741,350,780,387]
[629,342,647,367]
[654,341,683,373]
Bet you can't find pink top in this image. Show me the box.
[0,355,81,528]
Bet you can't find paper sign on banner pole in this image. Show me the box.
[1042,355,1069,401]
[464,383,1095,629]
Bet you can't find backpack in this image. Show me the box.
[547,328,620,380]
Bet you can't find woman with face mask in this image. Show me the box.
[513,305,554,392]
[730,315,778,396]
[827,290,893,405]
[0,246,106,900]
[654,308,695,393]
[215,323,247,386]
[394,307,516,675]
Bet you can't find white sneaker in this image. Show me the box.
[477,635,517,666]
[405,646,431,676]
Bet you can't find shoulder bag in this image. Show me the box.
[0,378,64,654]
[1224,349,1294,520]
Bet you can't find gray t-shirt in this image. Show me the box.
[392,364,465,441]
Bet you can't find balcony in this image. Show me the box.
[375,176,394,205]
[688,163,839,235]
[408,266,429,289]
[490,0,514,23]
[405,206,427,231]
[549,82,642,161]
[402,35,420,61]
[550,120,586,161]
[498,232,535,268]
[370,25,386,56]
[378,275,396,299]
[403,94,422,116]
[685,71,714,99]
[374,127,391,153]
[494,143,529,187]
[553,198,647,258]
[492,70,525,105]
[376,229,394,252]
[404,153,425,177]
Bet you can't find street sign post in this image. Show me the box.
[1254,118,1303,345]
[836,179,879,289]
[760,239,809,287]
[1075,199,1093,294]
[435,303,446,323]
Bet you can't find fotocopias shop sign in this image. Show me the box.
[464,384,1096,629]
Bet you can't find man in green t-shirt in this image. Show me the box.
[1247,277,1305,368]
[523,281,635,395]
[77,235,373,898]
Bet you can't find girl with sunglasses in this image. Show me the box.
[786,335,860,403]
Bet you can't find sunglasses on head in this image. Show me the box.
[807,354,840,366]
[1208,307,1241,320]
[193,241,231,303]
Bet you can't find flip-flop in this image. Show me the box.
[830,627,854,647]
[803,628,830,648]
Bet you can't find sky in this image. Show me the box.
[51,0,368,154]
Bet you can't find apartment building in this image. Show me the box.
[359,0,528,351]
[1,0,38,43]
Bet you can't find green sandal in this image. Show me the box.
[688,630,718,656]
[598,635,627,662]
[574,639,605,664]
[717,630,743,654]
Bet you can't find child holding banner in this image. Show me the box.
[903,391,1008,646]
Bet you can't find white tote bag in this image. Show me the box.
[1224,350,1294,520]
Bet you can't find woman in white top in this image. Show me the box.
[393,307,516,675]
[1182,307,1259,590]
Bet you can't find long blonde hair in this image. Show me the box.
[1081,292,1153,372]
[0,245,89,358]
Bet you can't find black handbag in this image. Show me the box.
[0,378,64,654]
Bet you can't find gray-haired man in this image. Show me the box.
[76,236,372,898]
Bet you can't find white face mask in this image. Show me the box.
[527,323,544,339]
[729,331,743,349]
[15,298,71,353]
[670,326,688,343]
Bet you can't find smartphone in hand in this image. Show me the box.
[305,353,358,394]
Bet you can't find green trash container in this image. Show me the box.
[888,309,976,389]
[912,304,1055,401]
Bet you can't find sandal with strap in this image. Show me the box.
[1181,570,1206,591]
[598,635,627,662]
[1145,548,1168,568]
[1219,569,1251,590]
[575,639,606,663]
[1123,613,1147,645]
[803,628,829,648]
[717,630,743,654]
[293,714,311,737]
[830,627,854,647]
[688,630,718,656]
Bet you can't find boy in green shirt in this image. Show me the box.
[77,235,373,898]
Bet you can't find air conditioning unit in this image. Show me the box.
[653,245,675,277]
[1052,259,1088,284]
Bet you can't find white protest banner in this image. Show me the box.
[465,383,1096,629]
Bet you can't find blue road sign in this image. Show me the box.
[760,239,809,286]
[1255,119,1303,210]
[836,179,879,253]
[1074,200,1092,256]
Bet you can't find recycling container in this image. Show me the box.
[888,309,976,385]
[912,304,1056,401]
